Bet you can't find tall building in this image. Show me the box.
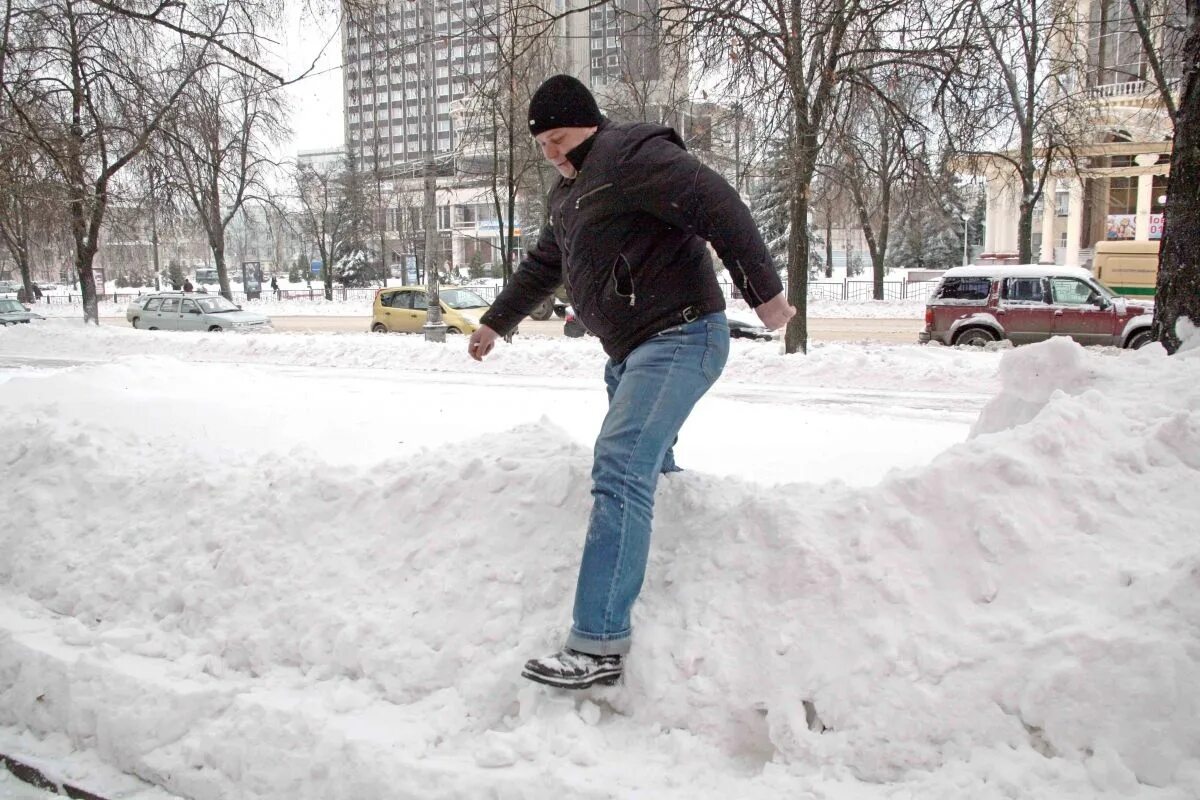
[341,0,686,274]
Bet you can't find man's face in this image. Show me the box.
[534,126,597,179]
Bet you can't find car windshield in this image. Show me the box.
[0,299,22,312]
[441,288,489,310]
[196,296,238,313]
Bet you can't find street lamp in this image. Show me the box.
[961,212,971,266]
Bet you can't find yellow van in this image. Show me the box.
[1092,241,1159,296]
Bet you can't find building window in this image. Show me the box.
[1055,188,1070,217]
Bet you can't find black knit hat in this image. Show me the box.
[528,75,602,136]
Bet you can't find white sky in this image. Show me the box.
[277,1,346,157]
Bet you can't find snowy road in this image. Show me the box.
[0,355,980,487]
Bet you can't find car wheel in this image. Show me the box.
[131,317,140,328]
[208,325,223,332]
[529,298,555,321]
[954,327,998,347]
[1126,329,1153,349]
[372,323,388,333]
[445,326,461,334]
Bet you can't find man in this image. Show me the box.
[468,75,794,689]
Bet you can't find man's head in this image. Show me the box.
[528,74,601,179]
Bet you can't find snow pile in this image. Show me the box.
[1,334,1198,797]
[0,319,1000,395]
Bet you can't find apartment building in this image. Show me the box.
[982,0,1183,267]
[341,0,685,274]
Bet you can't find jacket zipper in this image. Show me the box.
[575,182,613,209]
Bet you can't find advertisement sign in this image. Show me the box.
[1105,214,1136,240]
[310,258,322,274]
[1149,213,1165,240]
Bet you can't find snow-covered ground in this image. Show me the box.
[1,319,1198,799]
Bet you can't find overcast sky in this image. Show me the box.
[278,3,346,157]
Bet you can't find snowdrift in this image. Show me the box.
[0,333,1198,798]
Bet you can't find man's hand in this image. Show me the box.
[754,291,796,330]
[467,325,500,361]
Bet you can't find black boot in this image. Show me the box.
[521,648,623,689]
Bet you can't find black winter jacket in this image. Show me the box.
[480,120,782,362]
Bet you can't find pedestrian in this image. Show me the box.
[467,74,794,689]
[270,276,280,299]
[183,278,194,292]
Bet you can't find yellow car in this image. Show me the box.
[371,286,491,334]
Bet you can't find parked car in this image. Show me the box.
[919,265,1154,349]
[726,312,775,341]
[125,292,271,331]
[0,297,45,325]
[371,286,490,334]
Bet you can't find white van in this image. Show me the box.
[1092,241,1159,297]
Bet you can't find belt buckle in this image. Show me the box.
[681,306,699,323]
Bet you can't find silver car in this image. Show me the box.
[0,297,45,325]
[126,292,271,331]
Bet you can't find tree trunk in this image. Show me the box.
[785,126,816,354]
[1153,8,1200,353]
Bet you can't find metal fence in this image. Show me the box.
[719,279,937,303]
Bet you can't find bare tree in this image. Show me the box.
[825,76,925,297]
[939,0,1090,265]
[160,64,286,300]
[664,0,960,353]
[1,0,285,323]
[455,0,558,286]
[0,139,67,299]
[293,158,350,301]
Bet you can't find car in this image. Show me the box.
[726,312,774,341]
[919,265,1154,349]
[125,292,271,331]
[371,286,490,334]
[0,280,20,295]
[0,297,45,325]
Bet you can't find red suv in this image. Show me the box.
[919,265,1154,349]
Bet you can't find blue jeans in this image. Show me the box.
[566,312,730,656]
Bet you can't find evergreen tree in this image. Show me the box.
[749,138,791,267]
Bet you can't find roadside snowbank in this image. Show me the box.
[0,319,996,395]
[1,331,1197,798]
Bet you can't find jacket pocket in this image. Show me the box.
[611,253,635,307]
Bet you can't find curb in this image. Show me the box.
[1,753,111,800]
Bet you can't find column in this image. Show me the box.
[1065,180,1084,266]
[1039,178,1057,263]
[1134,154,1156,240]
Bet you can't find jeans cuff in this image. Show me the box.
[566,628,632,656]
